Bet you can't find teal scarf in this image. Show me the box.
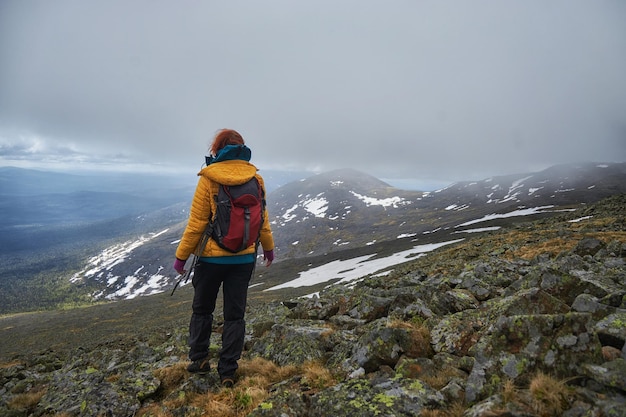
[205,144,252,165]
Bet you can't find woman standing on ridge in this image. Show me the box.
[173,128,275,388]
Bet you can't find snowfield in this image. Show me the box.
[264,239,463,291]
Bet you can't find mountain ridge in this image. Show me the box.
[269,162,626,258]
[1,162,625,314]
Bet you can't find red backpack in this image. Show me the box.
[211,177,265,253]
[171,176,264,295]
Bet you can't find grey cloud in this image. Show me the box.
[0,1,625,186]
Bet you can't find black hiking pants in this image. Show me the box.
[188,261,254,378]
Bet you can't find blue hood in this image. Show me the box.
[205,144,252,165]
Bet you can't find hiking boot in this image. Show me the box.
[221,376,235,388]
[187,359,211,375]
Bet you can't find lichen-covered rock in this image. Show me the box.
[324,329,359,373]
[575,238,606,257]
[582,358,626,392]
[349,318,433,373]
[37,354,161,416]
[442,288,480,312]
[308,376,445,417]
[466,313,603,403]
[430,288,569,357]
[286,295,342,320]
[328,314,367,329]
[458,276,493,302]
[246,300,292,338]
[388,292,435,321]
[429,309,485,357]
[347,294,394,321]
[594,312,626,351]
[506,261,622,306]
[395,354,468,383]
[248,321,328,366]
[572,293,617,320]
[247,386,309,416]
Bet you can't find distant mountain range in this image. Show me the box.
[0,162,624,314]
[269,162,626,258]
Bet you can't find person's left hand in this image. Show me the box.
[263,250,274,267]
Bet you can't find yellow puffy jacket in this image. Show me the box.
[175,159,274,261]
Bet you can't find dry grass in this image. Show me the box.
[153,361,189,394]
[0,359,22,369]
[301,360,337,390]
[387,318,414,329]
[513,237,578,260]
[7,387,46,412]
[480,373,573,417]
[138,357,332,417]
[426,224,626,271]
[387,318,432,358]
[501,379,519,404]
[568,217,621,231]
[504,230,626,260]
[105,373,121,383]
[237,356,299,383]
[191,385,268,416]
[140,361,200,415]
[419,401,465,417]
[528,372,571,417]
[387,318,430,340]
[420,368,458,391]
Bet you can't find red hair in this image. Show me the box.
[210,129,245,156]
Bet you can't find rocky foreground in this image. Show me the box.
[1,195,625,416]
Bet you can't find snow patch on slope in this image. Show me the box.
[265,239,463,291]
[455,206,554,228]
[70,229,176,300]
[350,191,409,208]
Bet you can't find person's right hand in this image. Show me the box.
[263,250,274,267]
[173,258,186,275]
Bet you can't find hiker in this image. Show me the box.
[173,128,275,388]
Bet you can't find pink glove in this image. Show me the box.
[173,258,186,275]
[263,250,274,266]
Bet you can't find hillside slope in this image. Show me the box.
[0,193,624,416]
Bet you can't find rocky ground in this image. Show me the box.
[1,194,625,416]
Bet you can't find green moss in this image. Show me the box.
[409,316,425,326]
[492,372,502,385]
[373,393,395,408]
[612,318,626,328]
[409,379,425,393]
[260,402,273,410]
[516,358,529,375]
[235,392,253,409]
[376,336,385,347]
[350,379,369,390]
[455,291,472,301]
[348,396,387,415]
[348,398,367,409]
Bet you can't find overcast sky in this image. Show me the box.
[1,1,625,189]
